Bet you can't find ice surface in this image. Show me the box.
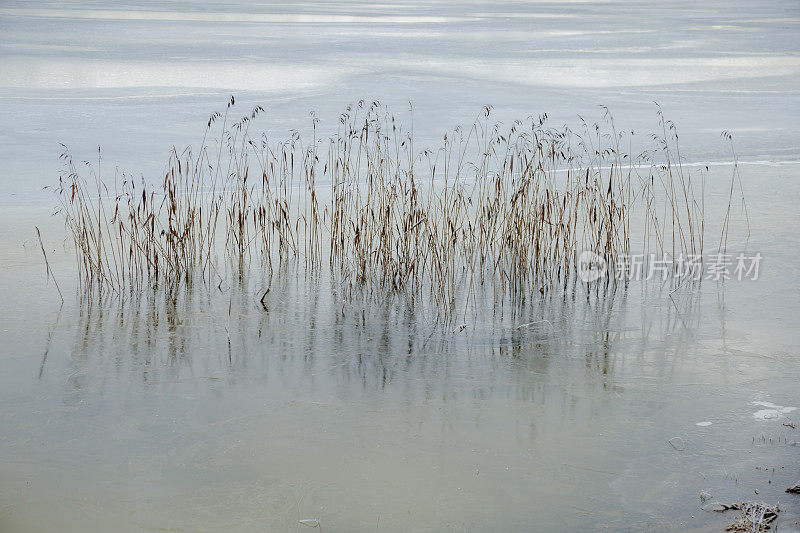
[2,4,800,530]
[1,1,798,205]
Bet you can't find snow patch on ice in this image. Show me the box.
[752,401,796,420]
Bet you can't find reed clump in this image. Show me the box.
[52,100,706,316]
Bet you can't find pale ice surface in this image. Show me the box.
[1,0,799,205]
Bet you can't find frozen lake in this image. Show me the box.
[1,1,799,531]
[1,0,799,205]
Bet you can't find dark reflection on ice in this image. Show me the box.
[52,267,709,420]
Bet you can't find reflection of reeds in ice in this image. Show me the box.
[51,99,711,315]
